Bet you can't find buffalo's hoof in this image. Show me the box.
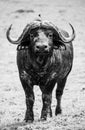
[24,111,34,123]
[55,107,62,115]
[40,117,47,121]
[41,109,52,121]
[24,118,34,123]
[41,112,47,121]
[24,117,34,123]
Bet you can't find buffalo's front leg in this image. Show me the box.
[40,80,56,120]
[41,93,52,120]
[20,71,35,122]
[55,77,67,115]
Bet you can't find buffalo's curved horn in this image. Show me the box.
[6,24,30,44]
[58,23,75,43]
[44,21,75,43]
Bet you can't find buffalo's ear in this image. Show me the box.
[17,35,31,50]
[58,40,66,50]
[53,40,66,50]
[20,33,31,46]
[53,34,66,50]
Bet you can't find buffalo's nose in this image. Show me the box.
[36,45,48,51]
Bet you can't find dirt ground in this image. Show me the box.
[0,0,85,129]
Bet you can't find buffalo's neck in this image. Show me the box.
[30,53,51,74]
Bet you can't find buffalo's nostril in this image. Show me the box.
[44,45,48,48]
[36,46,40,49]
[36,45,48,50]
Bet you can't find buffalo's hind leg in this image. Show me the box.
[55,77,67,115]
[20,71,35,123]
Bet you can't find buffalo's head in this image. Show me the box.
[6,18,75,61]
[29,28,54,54]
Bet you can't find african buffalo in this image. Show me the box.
[6,17,75,122]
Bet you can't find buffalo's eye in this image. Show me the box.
[30,34,34,40]
[48,32,53,39]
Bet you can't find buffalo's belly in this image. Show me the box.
[17,64,72,86]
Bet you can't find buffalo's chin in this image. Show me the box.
[36,53,49,66]
[36,55,45,65]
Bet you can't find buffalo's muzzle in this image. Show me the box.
[35,44,49,53]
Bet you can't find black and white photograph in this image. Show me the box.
[0,0,85,129]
